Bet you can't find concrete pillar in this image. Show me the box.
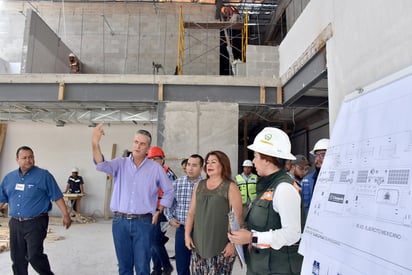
[157,101,238,178]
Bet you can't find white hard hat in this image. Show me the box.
[242,160,253,167]
[71,167,79,173]
[247,127,296,160]
[310,138,330,154]
[69,53,75,57]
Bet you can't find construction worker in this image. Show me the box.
[301,138,329,216]
[68,53,80,73]
[64,167,85,213]
[228,127,304,275]
[220,5,239,22]
[147,146,176,275]
[288,154,310,193]
[235,159,258,218]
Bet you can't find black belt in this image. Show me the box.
[114,212,152,219]
[12,213,48,222]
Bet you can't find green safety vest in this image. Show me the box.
[244,170,305,275]
[235,174,258,204]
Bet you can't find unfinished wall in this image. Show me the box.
[157,101,239,176]
[246,45,279,78]
[0,1,219,75]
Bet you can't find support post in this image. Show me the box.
[58,83,65,101]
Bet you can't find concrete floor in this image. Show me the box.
[0,217,246,275]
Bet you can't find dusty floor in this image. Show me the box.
[0,216,245,275]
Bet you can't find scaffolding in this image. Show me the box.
[177,9,248,75]
[177,6,184,75]
[242,10,249,62]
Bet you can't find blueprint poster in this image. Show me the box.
[299,70,412,275]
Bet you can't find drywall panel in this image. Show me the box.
[21,9,73,73]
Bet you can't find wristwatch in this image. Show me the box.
[252,235,258,246]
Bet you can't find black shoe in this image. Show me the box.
[169,255,175,260]
[150,271,162,275]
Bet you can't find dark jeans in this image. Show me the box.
[151,212,172,273]
[69,191,81,212]
[112,214,154,275]
[175,225,191,275]
[9,215,53,275]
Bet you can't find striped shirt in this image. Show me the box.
[164,175,203,225]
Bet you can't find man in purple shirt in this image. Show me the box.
[92,123,174,275]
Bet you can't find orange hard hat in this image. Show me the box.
[147,146,165,159]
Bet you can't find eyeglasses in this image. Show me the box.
[313,153,326,159]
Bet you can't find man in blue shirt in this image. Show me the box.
[0,146,71,275]
[92,123,174,275]
[164,154,204,275]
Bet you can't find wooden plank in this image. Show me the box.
[0,123,7,157]
[158,83,164,101]
[260,86,266,104]
[58,82,65,101]
[277,85,283,104]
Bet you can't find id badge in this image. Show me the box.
[15,183,25,191]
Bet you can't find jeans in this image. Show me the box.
[175,225,191,275]
[112,214,154,275]
[9,215,54,275]
[151,212,172,273]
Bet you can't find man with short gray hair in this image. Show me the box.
[92,123,174,275]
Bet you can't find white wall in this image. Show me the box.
[279,0,412,130]
[0,122,157,217]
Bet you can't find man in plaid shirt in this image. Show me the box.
[164,154,204,275]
